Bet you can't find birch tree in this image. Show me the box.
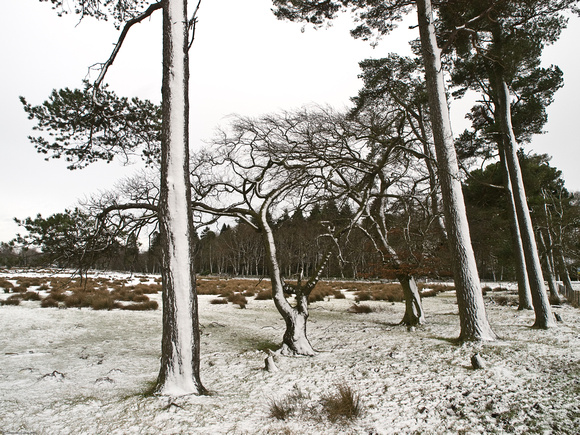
[23,0,205,395]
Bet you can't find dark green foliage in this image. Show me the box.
[21,82,161,170]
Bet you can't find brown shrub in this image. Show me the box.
[120,301,158,311]
[228,293,248,309]
[348,304,374,314]
[0,278,14,290]
[210,298,228,305]
[134,283,161,294]
[354,291,372,302]
[41,297,59,308]
[255,289,273,300]
[333,290,346,299]
[22,291,41,301]
[12,285,29,293]
[1,298,21,306]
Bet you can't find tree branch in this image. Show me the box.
[91,2,163,102]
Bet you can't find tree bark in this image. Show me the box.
[398,274,425,326]
[494,78,556,328]
[155,0,205,396]
[499,147,533,310]
[260,207,316,356]
[416,0,496,341]
[537,230,562,304]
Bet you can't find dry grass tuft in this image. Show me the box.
[210,298,228,305]
[321,384,362,422]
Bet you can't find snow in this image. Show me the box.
[1,271,579,434]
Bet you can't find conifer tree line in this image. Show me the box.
[11,0,580,394]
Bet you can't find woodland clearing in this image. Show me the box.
[0,269,579,434]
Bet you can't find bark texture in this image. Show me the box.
[156,0,204,396]
[499,148,533,310]
[416,0,496,341]
[493,77,555,328]
[261,209,316,356]
[399,274,425,326]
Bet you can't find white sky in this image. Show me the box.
[1,0,578,243]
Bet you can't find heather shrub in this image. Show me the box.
[348,304,374,314]
[41,297,59,308]
[0,278,14,290]
[120,300,158,311]
[1,298,21,306]
[321,384,362,422]
[210,298,228,305]
[22,291,41,301]
[333,290,346,299]
[228,293,248,308]
[255,289,273,300]
[354,291,372,302]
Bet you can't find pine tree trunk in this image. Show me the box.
[537,230,562,304]
[398,274,425,326]
[499,147,533,310]
[155,0,204,396]
[494,78,556,328]
[416,0,496,341]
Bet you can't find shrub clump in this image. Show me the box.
[228,293,248,308]
[210,298,228,305]
[348,304,374,314]
[255,289,273,300]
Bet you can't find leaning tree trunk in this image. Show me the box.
[417,0,496,341]
[155,0,204,396]
[537,230,562,304]
[494,76,556,329]
[260,207,316,356]
[499,147,533,310]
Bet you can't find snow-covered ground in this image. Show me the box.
[1,270,579,434]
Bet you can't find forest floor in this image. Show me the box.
[0,269,579,434]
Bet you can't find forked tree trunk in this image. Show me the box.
[494,76,556,329]
[398,274,425,326]
[261,209,316,356]
[499,147,533,310]
[155,0,204,396]
[417,0,496,341]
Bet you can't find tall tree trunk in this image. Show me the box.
[416,0,496,341]
[494,77,556,328]
[156,0,205,396]
[499,147,533,310]
[537,230,562,304]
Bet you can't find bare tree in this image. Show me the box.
[191,112,337,355]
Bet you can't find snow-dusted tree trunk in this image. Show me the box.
[499,148,533,310]
[416,0,496,341]
[494,79,555,328]
[156,0,205,396]
[260,206,316,356]
[398,274,425,326]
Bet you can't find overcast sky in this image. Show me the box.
[1,0,578,243]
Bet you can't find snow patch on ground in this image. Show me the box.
[1,271,579,434]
